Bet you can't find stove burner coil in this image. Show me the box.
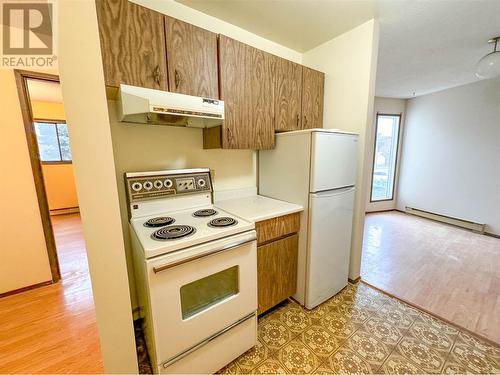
[144,217,175,228]
[193,209,218,217]
[208,217,238,228]
[152,225,196,240]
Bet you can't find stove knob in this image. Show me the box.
[154,180,163,189]
[164,179,173,188]
[131,182,142,192]
[198,179,206,188]
[143,181,153,190]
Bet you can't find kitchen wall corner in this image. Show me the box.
[302,19,380,280]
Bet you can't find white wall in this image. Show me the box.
[397,77,500,235]
[366,97,406,212]
[58,1,138,373]
[302,19,380,280]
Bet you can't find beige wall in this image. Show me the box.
[398,78,500,235]
[0,70,52,294]
[366,97,406,212]
[31,100,66,121]
[42,164,79,210]
[58,1,137,373]
[31,100,79,211]
[302,19,380,280]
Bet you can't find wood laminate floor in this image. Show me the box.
[0,213,104,374]
[361,211,500,344]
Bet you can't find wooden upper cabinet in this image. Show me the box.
[274,58,303,132]
[301,67,325,129]
[95,0,167,90]
[165,17,219,99]
[217,35,275,149]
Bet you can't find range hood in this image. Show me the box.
[116,84,224,128]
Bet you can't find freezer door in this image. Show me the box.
[310,132,358,192]
[306,186,355,309]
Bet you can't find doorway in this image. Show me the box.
[14,70,83,282]
[0,70,104,373]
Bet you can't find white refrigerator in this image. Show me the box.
[259,129,358,309]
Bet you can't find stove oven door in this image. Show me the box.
[146,230,257,367]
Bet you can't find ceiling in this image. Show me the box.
[177,0,378,52]
[176,0,500,98]
[376,0,500,98]
[27,79,63,103]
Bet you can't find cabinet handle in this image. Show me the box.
[303,115,308,129]
[153,65,160,85]
[174,69,180,89]
[296,114,299,128]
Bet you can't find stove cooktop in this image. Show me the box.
[130,205,254,258]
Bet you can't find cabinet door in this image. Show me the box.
[274,58,303,132]
[218,35,275,149]
[301,67,324,129]
[165,17,219,99]
[96,0,167,90]
[257,234,298,315]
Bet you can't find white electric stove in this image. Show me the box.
[127,168,257,374]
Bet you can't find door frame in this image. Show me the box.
[14,69,61,282]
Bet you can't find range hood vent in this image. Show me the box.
[116,84,224,128]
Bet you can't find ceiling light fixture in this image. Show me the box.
[476,37,500,79]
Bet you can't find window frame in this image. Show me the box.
[369,112,402,203]
[33,118,72,165]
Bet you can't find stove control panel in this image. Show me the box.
[125,170,212,202]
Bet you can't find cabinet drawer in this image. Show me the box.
[255,212,300,246]
[257,234,298,314]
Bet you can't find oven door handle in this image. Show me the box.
[152,234,256,273]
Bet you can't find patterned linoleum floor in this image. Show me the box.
[219,282,500,374]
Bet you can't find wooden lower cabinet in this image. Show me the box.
[257,234,298,315]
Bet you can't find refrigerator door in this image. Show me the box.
[306,186,355,309]
[310,132,358,192]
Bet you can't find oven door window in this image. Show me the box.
[180,266,239,319]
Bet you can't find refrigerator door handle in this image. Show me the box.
[311,185,355,197]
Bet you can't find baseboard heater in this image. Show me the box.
[405,207,486,234]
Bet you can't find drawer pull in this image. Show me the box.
[162,312,256,368]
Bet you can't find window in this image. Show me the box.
[180,266,239,320]
[34,122,72,162]
[370,114,401,202]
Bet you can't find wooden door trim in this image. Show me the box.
[14,69,61,283]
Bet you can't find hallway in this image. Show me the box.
[361,211,500,344]
[0,214,103,373]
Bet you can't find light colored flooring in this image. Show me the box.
[361,211,500,344]
[222,282,500,374]
[0,213,103,374]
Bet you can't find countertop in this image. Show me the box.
[215,195,303,222]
